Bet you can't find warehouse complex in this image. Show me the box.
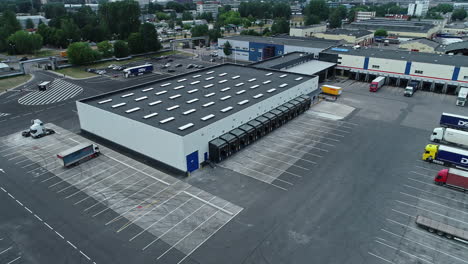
[347,19,440,39]
[217,35,340,62]
[320,46,468,94]
[77,64,318,174]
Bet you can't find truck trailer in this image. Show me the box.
[369,76,385,92]
[57,143,100,167]
[430,127,468,149]
[123,64,153,78]
[422,144,468,169]
[416,215,468,241]
[456,87,467,107]
[321,85,342,96]
[435,168,468,191]
[440,113,468,131]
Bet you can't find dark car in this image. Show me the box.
[175,64,182,67]
[168,69,175,72]
[19,57,29,61]
[161,65,168,69]
[167,59,173,62]
[186,64,194,69]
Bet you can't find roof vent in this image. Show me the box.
[149,100,162,106]
[98,99,112,104]
[143,113,158,119]
[220,106,233,113]
[112,102,126,108]
[265,72,273,76]
[125,107,140,113]
[206,71,215,74]
[160,117,175,124]
[221,95,231,101]
[221,87,231,92]
[169,94,181,100]
[206,76,214,81]
[183,109,196,115]
[201,114,215,121]
[238,100,249,105]
[253,94,263,99]
[218,79,227,84]
[187,89,198,94]
[250,85,259,89]
[174,85,184,90]
[219,73,227,76]
[187,98,199,104]
[193,74,201,78]
[203,101,215,107]
[135,96,148,101]
[279,83,288,88]
[166,105,179,111]
[263,80,271,84]
[160,83,171,87]
[295,77,303,81]
[121,93,134,98]
[236,90,246,95]
[235,82,245,87]
[279,74,287,78]
[267,88,276,93]
[232,75,240,79]
[142,87,154,92]
[191,81,200,85]
[248,78,256,82]
[156,90,167,95]
[177,78,187,82]
[178,123,194,131]
[204,84,214,88]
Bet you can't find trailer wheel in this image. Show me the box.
[437,230,444,236]
[428,228,435,233]
[445,234,453,239]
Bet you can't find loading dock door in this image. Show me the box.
[186,150,199,172]
[239,124,255,144]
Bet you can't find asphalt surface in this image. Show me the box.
[1,66,467,264]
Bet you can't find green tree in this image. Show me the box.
[190,24,209,37]
[52,29,67,48]
[165,1,185,12]
[7,30,43,54]
[43,3,66,19]
[433,3,453,14]
[182,11,193,20]
[452,8,467,21]
[208,28,222,42]
[240,29,261,36]
[61,18,81,43]
[374,28,388,37]
[98,0,140,39]
[139,22,161,52]
[97,40,113,57]
[304,0,329,21]
[148,2,163,13]
[335,5,348,20]
[113,40,129,58]
[198,12,214,23]
[262,27,271,36]
[67,42,100,65]
[223,41,232,56]
[271,18,289,34]
[127,32,144,54]
[304,15,320,25]
[329,10,342,28]
[37,23,53,44]
[25,18,35,29]
[156,12,170,20]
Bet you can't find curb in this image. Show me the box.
[46,70,100,80]
[0,74,34,96]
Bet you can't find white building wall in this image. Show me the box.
[410,62,454,79]
[367,57,407,74]
[182,78,319,164]
[338,54,366,69]
[457,67,468,83]
[76,102,187,171]
[284,45,324,57]
[217,38,249,59]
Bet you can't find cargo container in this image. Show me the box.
[321,85,342,96]
[416,215,468,241]
[435,168,468,191]
[123,64,153,78]
[57,143,100,167]
[422,144,468,169]
[440,113,468,131]
[430,127,468,149]
[369,76,385,92]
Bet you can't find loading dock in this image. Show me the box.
[256,116,271,135]
[208,138,229,162]
[239,124,256,144]
[269,110,283,128]
[289,100,302,116]
[299,95,312,109]
[263,112,278,130]
[229,128,248,149]
[283,103,296,120]
[276,106,289,124]
[220,133,240,155]
[248,120,263,139]
[295,97,308,113]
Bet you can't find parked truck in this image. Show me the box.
[369,76,385,92]
[21,119,55,138]
[37,81,51,91]
[321,85,342,96]
[430,127,468,149]
[57,143,100,167]
[456,87,467,106]
[404,80,419,97]
[422,144,468,169]
[435,168,468,191]
[440,113,468,131]
[415,215,468,241]
[123,64,153,78]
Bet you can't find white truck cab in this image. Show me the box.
[456,87,467,107]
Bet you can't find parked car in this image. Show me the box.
[167,59,173,62]
[175,64,182,67]
[186,64,194,69]
[19,57,29,61]
[168,69,175,72]
[161,65,168,69]
[209,59,215,62]
[107,64,117,69]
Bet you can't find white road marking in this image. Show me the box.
[0,187,6,192]
[24,207,33,214]
[15,200,23,206]
[245,150,310,170]
[410,171,432,178]
[34,214,43,221]
[105,154,170,185]
[67,241,77,250]
[7,193,14,199]
[183,191,233,215]
[403,184,468,207]
[400,191,468,216]
[0,246,12,255]
[375,238,433,264]
[80,251,91,260]
[6,256,21,264]
[415,165,439,172]
[395,200,468,225]
[44,222,53,230]
[69,138,79,143]
[368,252,395,264]
[239,158,303,178]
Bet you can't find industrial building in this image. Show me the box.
[355,11,376,21]
[407,0,430,17]
[289,24,327,37]
[347,18,440,38]
[319,46,468,94]
[77,64,318,174]
[398,38,440,53]
[196,1,219,18]
[312,29,374,46]
[436,41,468,55]
[217,35,340,62]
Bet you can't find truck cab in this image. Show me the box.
[456,87,467,107]
[422,144,438,161]
[404,86,415,97]
[435,169,448,185]
[430,127,444,142]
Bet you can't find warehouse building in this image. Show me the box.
[77,64,318,174]
[346,19,440,39]
[312,29,374,46]
[398,38,440,53]
[217,35,340,62]
[289,24,327,37]
[319,46,468,94]
[436,41,468,55]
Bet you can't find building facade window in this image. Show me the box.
[415,70,423,74]
[464,76,468,80]
[372,65,380,69]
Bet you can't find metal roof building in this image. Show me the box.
[77,64,318,173]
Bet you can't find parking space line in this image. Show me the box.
[244,150,310,171]
[258,141,323,158]
[414,165,439,172]
[67,240,77,250]
[408,177,433,187]
[289,123,347,137]
[46,161,108,184]
[395,200,468,225]
[368,252,395,264]
[262,149,319,163]
[229,160,293,188]
[293,119,352,133]
[400,192,468,216]
[410,171,432,179]
[403,184,468,207]
[375,238,433,264]
[284,130,339,143]
[0,246,12,255]
[391,208,415,218]
[184,191,233,216]
[6,256,21,264]
[239,158,303,178]
[273,137,330,151]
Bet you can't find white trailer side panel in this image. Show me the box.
[444,128,468,147]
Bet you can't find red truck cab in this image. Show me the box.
[435,169,448,185]
[435,168,468,191]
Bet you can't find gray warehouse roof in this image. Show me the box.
[250,52,315,69]
[80,64,316,136]
[348,19,437,33]
[321,29,373,38]
[400,38,440,49]
[322,46,468,67]
[436,40,468,53]
[221,35,340,49]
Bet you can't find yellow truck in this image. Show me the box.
[321,85,342,96]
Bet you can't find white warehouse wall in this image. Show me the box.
[457,67,468,83]
[410,62,455,80]
[367,57,407,74]
[76,102,187,171]
[338,54,365,69]
[284,45,323,56]
[218,39,249,59]
[182,78,319,164]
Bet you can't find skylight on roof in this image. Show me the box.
[206,71,214,74]
[135,96,148,101]
[279,83,288,88]
[253,94,263,99]
[169,94,181,99]
[183,109,196,115]
[201,114,215,121]
[188,89,198,94]
[174,85,184,90]
[219,73,227,76]
[263,80,271,84]
[178,123,194,131]
[160,117,175,124]
[238,100,249,105]
[235,82,244,87]
[125,107,140,113]
[193,74,201,78]
[112,102,126,108]
[236,90,246,95]
[191,81,200,85]
[221,87,231,92]
[248,78,256,82]
[267,88,276,93]
[149,100,162,106]
[220,95,231,101]
[177,78,187,82]
[218,79,227,84]
[98,99,112,104]
[142,87,154,92]
[220,106,233,113]
[121,93,134,98]
[205,92,215,97]
[295,77,303,81]
[166,105,179,111]
[250,85,259,89]
[204,84,214,88]
[187,98,199,104]
[279,74,288,78]
[143,113,158,119]
[232,75,240,79]
[156,90,167,95]
[205,76,214,80]
[265,72,273,76]
[203,101,215,107]
[160,83,171,87]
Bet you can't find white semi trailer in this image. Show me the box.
[430,127,468,149]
